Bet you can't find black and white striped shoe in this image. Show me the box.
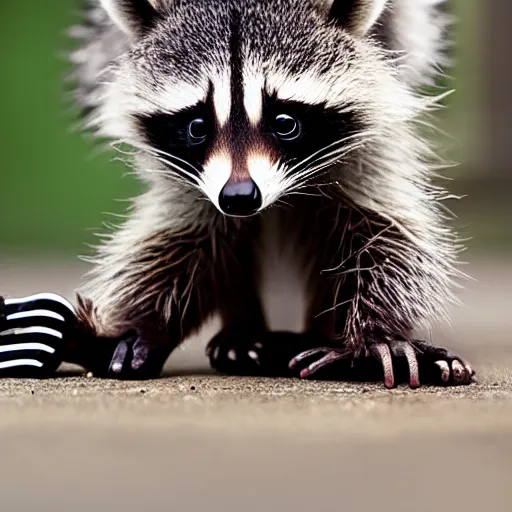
[0,293,76,377]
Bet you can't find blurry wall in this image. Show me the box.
[482,0,512,178]
[0,0,507,256]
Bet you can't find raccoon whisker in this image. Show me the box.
[143,170,194,190]
[111,142,139,157]
[286,190,324,199]
[152,156,203,185]
[284,140,346,176]
[275,198,294,208]
[144,168,189,182]
[282,143,370,196]
[285,154,342,188]
[292,142,363,182]
[143,146,204,175]
[293,158,340,183]
[286,140,365,189]
[285,162,340,195]
[284,154,352,195]
[118,140,205,187]
[285,130,376,177]
[114,137,204,178]
[284,138,350,177]
[125,140,205,178]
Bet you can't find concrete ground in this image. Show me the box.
[0,252,511,512]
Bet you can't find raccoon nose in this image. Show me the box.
[219,179,262,217]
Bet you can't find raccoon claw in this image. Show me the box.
[289,340,475,389]
[289,347,348,380]
[107,335,169,380]
[371,341,420,389]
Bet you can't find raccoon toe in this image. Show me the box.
[108,335,169,380]
[206,326,265,377]
[289,339,475,389]
[410,340,475,387]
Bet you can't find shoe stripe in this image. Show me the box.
[0,342,56,354]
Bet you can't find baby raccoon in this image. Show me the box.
[67,0,474,387]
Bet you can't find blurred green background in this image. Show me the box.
[0,0,508,257]
[0,1,140,255]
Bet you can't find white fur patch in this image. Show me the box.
[247,154,286,210]
[92,70,210,140]
[201,152,232,211]
[265,70,350,108]
[243,70,264,125]
[144,79,209,115]
[213,72,232,127]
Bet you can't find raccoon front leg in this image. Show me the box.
[205,237,296,377]
[205,280,269,376]
[206,229,323,377]
[290,210,475,388]
[69,216,218,380]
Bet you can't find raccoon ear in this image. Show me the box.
[100,0,162,38]
[315,0,388,37]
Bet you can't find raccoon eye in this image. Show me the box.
[188,118,207,144]
[273,114,300,141]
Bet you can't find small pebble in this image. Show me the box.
[190,386,196,391]
[140,389,146,394]
[30,390,35,395]
[86,372,94,379]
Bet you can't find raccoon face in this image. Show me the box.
[99,0,399,217]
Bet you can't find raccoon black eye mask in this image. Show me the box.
[135,95,358,185]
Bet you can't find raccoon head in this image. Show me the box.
[96,0,419,218]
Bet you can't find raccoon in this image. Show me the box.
[67,0,474,387]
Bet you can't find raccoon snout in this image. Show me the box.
[218,179,262,217]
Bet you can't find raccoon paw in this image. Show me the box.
[289,340,475,389]
[106,335,171,380]
[207,329,325,377]
[206,326,267,377]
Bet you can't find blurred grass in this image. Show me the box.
[0,1,141,255]
[0,0,504,254]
